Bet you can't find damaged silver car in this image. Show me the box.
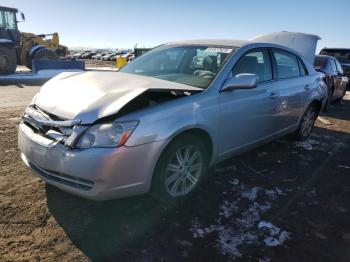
[18,37,327,200]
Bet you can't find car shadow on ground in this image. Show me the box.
[46,123,350,261]
[45,185,180,261]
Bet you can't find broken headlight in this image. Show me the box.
[76,121,139,149]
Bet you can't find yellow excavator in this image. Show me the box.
[0,6,69,74]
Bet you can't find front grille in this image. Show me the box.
[22,105,80,144]
[29,161,94,191]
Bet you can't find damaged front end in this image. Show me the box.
[22,87,201,149]
[22,105,87,147]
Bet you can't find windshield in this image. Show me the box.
[320,49,350,62]
[120,45,236,88]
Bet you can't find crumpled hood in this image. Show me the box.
[34,71,201,124]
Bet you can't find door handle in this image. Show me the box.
[270,92,278,99]
[304,84,311,91]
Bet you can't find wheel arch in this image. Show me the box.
[149,127,215,197]
[162,127,215,164]
[297,98,323,126]
[309,99,323,114]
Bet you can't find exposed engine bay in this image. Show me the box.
[116,89,199,117]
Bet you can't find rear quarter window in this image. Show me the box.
[298,58,308,76]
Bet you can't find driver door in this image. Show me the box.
[218,48,279,157]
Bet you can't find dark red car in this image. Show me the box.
[314,55,348,107]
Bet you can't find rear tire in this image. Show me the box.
[294,104,318,141]
[0,47,16,75]
[27,48,59,69]
[151,134,208,201]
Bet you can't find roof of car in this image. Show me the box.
[321,48,350,51]
[166,39,250,47]
[315,55,333,60]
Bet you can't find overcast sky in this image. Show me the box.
[2,0,349,51]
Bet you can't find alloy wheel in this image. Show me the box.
[301,107,316,137]
[164,145,203,197]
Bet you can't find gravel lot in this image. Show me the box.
[1,85,349,261]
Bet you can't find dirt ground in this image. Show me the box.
[0,85,349,262]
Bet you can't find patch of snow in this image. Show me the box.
[193,228,205,238]
[263,231,290,247]
[259,258,271,262]
[265,189,278,200]
[219,200,239,218]
[307,139,320,145]
[294,141,313,151]
[240,187,260,201]
[230,178,240,186]
[339,165,350,169]
[190,184,290,258]
[275,187,285,195]
[258,221,290,247]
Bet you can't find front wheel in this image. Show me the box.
[294,105,318,141]
[152,134,208,201]
[0,47,16,75]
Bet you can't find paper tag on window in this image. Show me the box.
[204,47,233,53]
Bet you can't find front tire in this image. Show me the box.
[152,134,208,201]
[0,47,16,75]
[294,104,318,141]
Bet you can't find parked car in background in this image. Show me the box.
[19,38,327,201]
[72,52,82,59]
[101,53,116,61]
[81,51,96,59]
[110,50,127,61]
[110,54,118,61]
[320,48,350,88]
[314,55,348,107]
[92,52,107,60]
[127,53,135,61]
[121,52,134,61]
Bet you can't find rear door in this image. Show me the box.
[271,49,309,132]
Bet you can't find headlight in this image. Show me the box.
[76,121,138,149]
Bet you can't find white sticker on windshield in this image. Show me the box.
[204,47,233,53]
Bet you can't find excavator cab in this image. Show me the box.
[0,6,21,74]
[0,6,21,45]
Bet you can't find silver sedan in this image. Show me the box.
[18,39,327,200]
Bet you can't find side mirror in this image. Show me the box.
[20,12,25,21]
[221,73,258,92]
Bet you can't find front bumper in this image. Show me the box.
[18,123,167,200]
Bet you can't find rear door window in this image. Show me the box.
[273,50,300,79]
[330,59,337,72]
[232,48,272,82]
